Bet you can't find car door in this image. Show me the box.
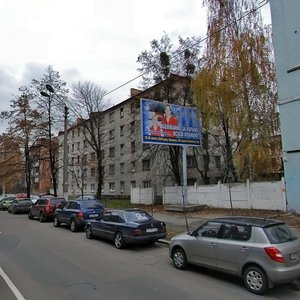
[104,212,123,241]
[59,201,75,223]
[92,214,110,239]
[216,223,253,274]
[188,221,222,268]
[31,199,40,217]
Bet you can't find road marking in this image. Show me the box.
[0,267,26,300]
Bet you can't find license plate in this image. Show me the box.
[89,214,98,218]
[146,228,158,233]
[290,253,299,261]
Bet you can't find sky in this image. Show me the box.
[0,0,271,132]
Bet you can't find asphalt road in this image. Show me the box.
[0,211,299,300]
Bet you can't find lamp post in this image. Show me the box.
[40,84,68,200]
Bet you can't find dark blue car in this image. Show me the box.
[85,209,167,249]
[53,199,104,232]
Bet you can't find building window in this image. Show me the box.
[109,112,115,122]
[77,156,80,164]
[120,125,124,137]
[131,181,136,188]
[71,157,74,165]
[91,167,95,177]
[214,155,221,169]
[83,184,87,190]
[120,181,125,192]
[101,166,105,177]
[120,144,124,155]
[82,154,87,165]
[72,130,75,138]
[83,140,88,148]
[202,132,208,150]
[83,169,87,177]
[142,159,150,171]
[131,141,135,153]
[109,147,115,158]
[142,144,150,150]
[101,150,105,159]
[109,182,115,191]
[143,181,151,188]
[120,163,125,173]
[109,130,115,140]
[77,128,80,137]
[131,161,136,172]
[91,184,95,192]
[130,121,135,133]
[120,107,124,118]
[187,155,197,168]
[109,164,115,175]
[91,152,96,161]
[71,144,74,152]
[77,141,80,150]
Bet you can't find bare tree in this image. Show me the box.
[68,81,110,199]
[31,66,69,196]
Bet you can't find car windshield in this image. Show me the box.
[264,224,298,244]
[80,200,102,209]
[125,211,152,222]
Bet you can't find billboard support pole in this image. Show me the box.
[182,145,188,206]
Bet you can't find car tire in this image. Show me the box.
[86,225,94,239]
[114,232,125,249]
[243,266,268,295]
[53,216,60,227]
[172,248,187,270]
[70,219,78,232]
[39,212,45,223]
[28,211,34,220]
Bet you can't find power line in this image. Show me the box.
[103,0,269,98]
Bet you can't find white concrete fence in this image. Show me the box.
[131,178,287,211]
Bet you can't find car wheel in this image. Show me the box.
[53,216,60,227]
[28,211,34,220]
[39,212,45,222]
[86,225,94,239]
[70,219,78,232]
[114,232,125,249]
[243,266,268,295]
[172,248,187,270]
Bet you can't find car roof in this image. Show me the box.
[104,208,146,213]
[210,216,285,228]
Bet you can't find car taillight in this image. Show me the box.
[264,247,285,263]
[77,211,84,219]
[133,228,143,236]
[45,205,51,212]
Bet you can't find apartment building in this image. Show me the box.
[56,76,223,198]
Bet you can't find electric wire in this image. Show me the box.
[103,0,269,98]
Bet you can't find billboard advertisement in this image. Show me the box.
[141,98,201,146]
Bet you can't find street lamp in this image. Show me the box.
[40,85,69,200]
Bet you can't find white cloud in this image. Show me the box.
[0,0,271,134]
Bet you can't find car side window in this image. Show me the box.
[102,213,111,222]
[197,222,222,238]
[221,224,251,241]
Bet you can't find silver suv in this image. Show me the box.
[169,216,300,295]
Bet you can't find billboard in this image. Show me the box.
[141,98,201,146]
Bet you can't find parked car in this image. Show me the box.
[53,199,104,232]
[28,197,66,222]
[8,198,33,214]
[85,209,167,249]
[169,216,300,295]
[0,197,15,210]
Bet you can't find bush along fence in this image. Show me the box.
[131,178,287,211]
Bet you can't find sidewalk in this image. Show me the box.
[151,209,300,244]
